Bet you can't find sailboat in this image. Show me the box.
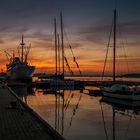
[37,12,84,88]
[101,9,140,100]
[6,34,35,81]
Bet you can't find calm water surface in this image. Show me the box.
[12,77,140,140]
[66,76,140,82]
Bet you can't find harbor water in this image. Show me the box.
[11,77,140,140]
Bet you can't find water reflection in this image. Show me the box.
[52,89,83,135]
[11,85,84,137]
[54,90,65,135]
[100,97,140,140]
[11,85,34,104]
[10,84,140,140]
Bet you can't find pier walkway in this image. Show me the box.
[0,83,65,140]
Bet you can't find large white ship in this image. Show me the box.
[6,35,35,80]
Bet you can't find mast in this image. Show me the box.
[57,34,61,75]
[20,34,25,62]
[60,12,64,79]
[54,18,58,76]
[113,9,116,82]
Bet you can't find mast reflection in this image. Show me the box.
[100,97,140,140]
[10,84,84,136]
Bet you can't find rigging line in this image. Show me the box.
[64,90,73,110]
[43,31,56,72]
[65,93,74,112]
[25,45,31,63]
[63,28,71,47]
[64,90,72,107]
[41,27,56,67]
[101,18,113,81]
[69,45,82,75]
[46,22,56,46]
[64,55,74,76]
[27,47,33,65]
[100,102,109,140]
[69,45,74,57]
[64,29,82,76]
[29,44,34,65]
[68,92,83,128]
[17,45,21,58]
[28,58,33,66]
[117,18,130,73]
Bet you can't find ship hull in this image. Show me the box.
[7,65,35,80]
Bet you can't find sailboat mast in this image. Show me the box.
[57,34,61,75]
[20,34,25,62]
[60,12,64,79]
[54,18,58,76]
[113,9,116,82]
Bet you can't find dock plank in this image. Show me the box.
[0,85,65,140]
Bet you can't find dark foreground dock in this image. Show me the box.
[0,83,65,140]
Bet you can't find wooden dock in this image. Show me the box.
[0,83,65,140]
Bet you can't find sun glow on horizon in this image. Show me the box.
[0,40,140,75]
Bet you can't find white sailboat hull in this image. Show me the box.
[102,89,140,101]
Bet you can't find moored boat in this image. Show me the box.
[37,12,84,88]
[6,35,35,81]
[101,9,140,100]
[102,84,140,100]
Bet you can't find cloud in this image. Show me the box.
[74,19,140,51]
[76,22,112,41]
[0,39,5,44]
[119,20,140,35]
[28,32,54,42]
[0,25,29,35]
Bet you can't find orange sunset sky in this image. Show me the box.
[0,0,140,75]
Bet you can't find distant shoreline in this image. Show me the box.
[119,73,140,78]
[65,73,140,78]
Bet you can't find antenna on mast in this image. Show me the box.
[20,34,25,62]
